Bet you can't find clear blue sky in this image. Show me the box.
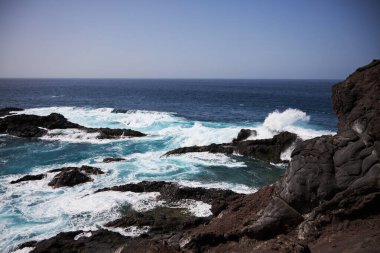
[0,0,379,79]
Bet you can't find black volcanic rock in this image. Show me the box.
[164,131,298,163]
[232,129,257,143]
[95,181,241,216]
[106,207,210,233]
[96,127,145,139]
[332,59,380,138]
[48,169,93,188]
[0,112,146,138]
[103,157,126,163]
[0,107,23,117]
[47,166,104,188]
[10,174,46,184]
[48,165,104,175]
[0,113,80,137]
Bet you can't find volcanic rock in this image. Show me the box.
[47,166,104,188]
[10,174,46,184]
[95,181,241,216]
[232,128,257,143]
[106,207,210,233]
[164,131,298,163]
[0,107,23,117]
[103,157,126,163]
[48,169,93,188]
[0,112,146,138]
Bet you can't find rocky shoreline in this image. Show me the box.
[6,60,380,252]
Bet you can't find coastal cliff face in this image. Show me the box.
[20,60,380,253]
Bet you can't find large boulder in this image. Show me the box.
[48,166,104,188]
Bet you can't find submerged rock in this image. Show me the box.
[164,131,298,163]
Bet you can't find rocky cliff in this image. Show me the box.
[20,60,380,253]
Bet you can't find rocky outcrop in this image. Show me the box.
[10,165,104,188]
[105,207,210,233]
[0,107,23,117]
[164,131,298,163]
[332,59,380,139]
[96,181,241,216]
[0,112,146,138]
[10,174,45,184]
[48,166,104,188]
[232,129,257,143]
[103,157,126,163]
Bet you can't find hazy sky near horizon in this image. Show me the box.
[0,0,379,79]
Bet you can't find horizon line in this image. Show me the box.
[0,77,342,81]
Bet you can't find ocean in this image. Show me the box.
[0,79,338,251]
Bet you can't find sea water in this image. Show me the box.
[0,79,337,251]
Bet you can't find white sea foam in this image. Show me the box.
[104,226,150,237]
[155,121,241,147]
[248,108,335,141]
[166,199,212,217]
[170,152,247,168]
[74,231,92,240]
[40,129,101,143]
[176,180,257,194]
[280,142,297,161]
[263,108,310,132]
[12,248,35,253]
[17,107,181,129]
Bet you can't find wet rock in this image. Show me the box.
[0,113,146,138]
[28,229,180,253]
[103,157,126,163]
[106,207,210,233]
[332,59,380,138]
[95,181,241,216]
[48,165,104,175]
[0,107,23,117]
[235,131,298,163]
[232,129,257,143]
[163,143,234,156]
[10,174,46,184]
[164,131,298,163]
[48,167,101,188]
[95,128,146,139]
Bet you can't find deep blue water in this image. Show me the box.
[0,79,337,130]
[0,79,338,252]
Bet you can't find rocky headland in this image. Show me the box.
[12,60,380,252]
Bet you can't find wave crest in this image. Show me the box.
[263,108,310,132]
